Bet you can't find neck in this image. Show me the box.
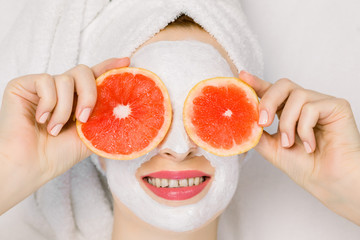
[111,198,219,240]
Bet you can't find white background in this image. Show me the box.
[0,0,360,239]
[236,0,360,239]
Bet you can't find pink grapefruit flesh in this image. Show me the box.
[183,77,262,156]
[76,67,172,160]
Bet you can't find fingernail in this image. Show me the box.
[79,108,91,123]
[258,110,268,125]
[39,112,50,124]
[281,132,290,147]
[50,124,63,136]
[303,142,312,153]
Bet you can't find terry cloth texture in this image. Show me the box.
[0,0,263,239]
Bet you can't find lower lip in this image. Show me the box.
[143,178,210,201]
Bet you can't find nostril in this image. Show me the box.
[159,149,176,158]
[158,147,198,162]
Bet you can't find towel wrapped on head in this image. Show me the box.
[0,0,262,239]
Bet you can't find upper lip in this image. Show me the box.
[142,170,211,180]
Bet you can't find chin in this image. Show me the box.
[105,153,241,232]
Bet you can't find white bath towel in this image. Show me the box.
[0,0,263,239]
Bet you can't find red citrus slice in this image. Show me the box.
[76,67,172,160]
[183,77,263,156]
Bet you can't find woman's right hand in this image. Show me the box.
[0,58,130,214]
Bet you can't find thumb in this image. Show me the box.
[91,57,130,78]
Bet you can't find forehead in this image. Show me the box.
[130,41,234,107]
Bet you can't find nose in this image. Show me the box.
[157,107,198,161]
[158,147,198,162]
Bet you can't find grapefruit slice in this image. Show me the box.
[76,67,172,160]
[183,77,262,156]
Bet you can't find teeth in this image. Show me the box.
[169,179,179,188]
[194,177,200,185]
[146,176,207,188]
[188,178,194,186]
[179,179,188,187]
[155,178,161,187]
[161,178,169,187]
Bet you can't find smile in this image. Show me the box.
[142,170,211,200]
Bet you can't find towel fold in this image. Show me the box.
[0,0,263,239]
[0,0,109,102]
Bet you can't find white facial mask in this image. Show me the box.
[106,41,245,232]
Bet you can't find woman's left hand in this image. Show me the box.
[239,71,360,225]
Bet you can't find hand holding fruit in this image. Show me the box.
[239,71,360,225]
[1,59,360,227]
[0,58,130,214]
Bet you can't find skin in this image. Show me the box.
[106,25,233,239]
[0,21,359,239]
[111,195,218,240]
[238,71,360,225]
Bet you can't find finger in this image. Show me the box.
[33,74,57,124]
[47,74,75,136]
[6,74,57,124]
[91,57,130,78]
[70,58,130,122]
[297,98,350,153]
[238,70,272,98]
[66,64,97,123]
[257,78,301,127]
[296,101,321,153]
[279,89,329,148]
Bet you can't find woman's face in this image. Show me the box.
[105,40,244,232]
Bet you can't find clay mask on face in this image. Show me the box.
[106,41,245,232]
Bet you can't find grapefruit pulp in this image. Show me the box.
[76,67,172,160]
[183,77,262,156]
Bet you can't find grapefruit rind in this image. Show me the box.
[183,77,263,156]
[76,67,172,160]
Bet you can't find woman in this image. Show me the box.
[1,1,360,239]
